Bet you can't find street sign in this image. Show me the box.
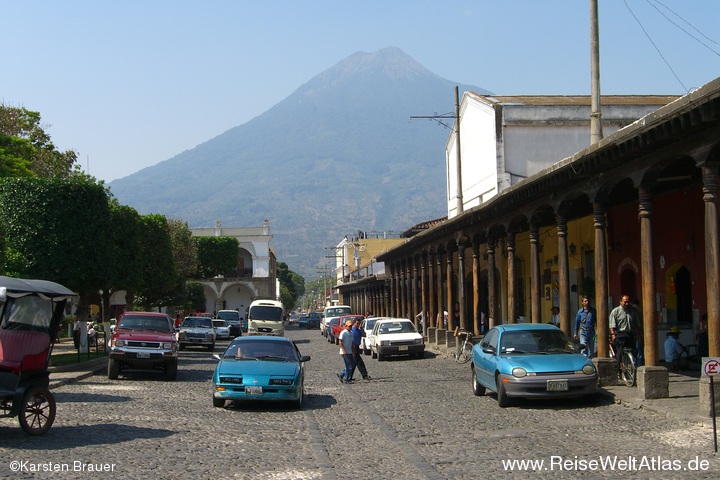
[702,357,720,377]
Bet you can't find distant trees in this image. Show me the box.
[0,104,77,178]
[277,262,305,311]
[0,103,299,318]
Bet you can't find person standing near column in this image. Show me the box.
[574,296,596,358]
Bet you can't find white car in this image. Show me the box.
[360,317,383,355]
[212,319,230,340]
[370,318,424,361]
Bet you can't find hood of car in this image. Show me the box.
[215,359,300,377]
[500,353,593,372]
[375,332,422,341]
[114,330,175,342]
[180,327,213,333]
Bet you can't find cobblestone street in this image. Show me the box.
[1,327,718,479]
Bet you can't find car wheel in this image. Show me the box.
[472,367,486,396]
[364,348,371,356]
[178,343,184,351]
[496,375,511,408]
[108,358,119,380]
[377,350,384,361]
[294,382,304,409]
[213,397,225,408]
[371,348,377,359]
[207,343,215,352]
[165,362,178,381]
[416,352,424,359]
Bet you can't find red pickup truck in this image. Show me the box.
[331,315,365,345]
[108,312,179,380]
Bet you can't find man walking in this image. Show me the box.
[352,318,371,380]
[337,320,356,383]
[573,295,596,358]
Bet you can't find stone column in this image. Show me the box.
[457,240,467,330]
[428,249,436,328]
[556,215,571,336]
[446,247,455,331]
[530,224,542,324]
[594,203,610,358]
[638,188,668,399]
[703,165,720,357]
[507,232,516,323]
[412,256,420,325]
[487,238,497,328]
[472,240,481,335]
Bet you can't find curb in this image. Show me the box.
[48,357,107,390]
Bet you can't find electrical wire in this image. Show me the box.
[623,0,688,92]
[647,0,720,53]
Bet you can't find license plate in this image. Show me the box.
[398,345,408,351]
[547,380,568,391]
[246,386,262,395]
[137,352,150,359]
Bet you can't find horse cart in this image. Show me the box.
[0,276,76,435]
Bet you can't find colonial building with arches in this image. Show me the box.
[338,77,720,404]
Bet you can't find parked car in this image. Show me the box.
[325,317,342,343]
[360,317,382,355]
[108,312,179,380]
[470,323,598,408]
[306,314,321,329]
[332,314,365,344]
[288,314,300,326]
[212,319,231,340]
[369,318,424,361]
[177,316,216,351]
[297,315,310,329]
[216,310,244,337]
[212,336,310,409]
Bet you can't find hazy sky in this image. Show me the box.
[2,0,718,183]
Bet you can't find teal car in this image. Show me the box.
[471,324,597,407]
[212,336,310,409]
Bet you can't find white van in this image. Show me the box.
[247,299,285,336]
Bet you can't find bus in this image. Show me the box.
[247,299,285,336]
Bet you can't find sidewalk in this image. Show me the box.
[48,338,108,389]
[426,342,715,429]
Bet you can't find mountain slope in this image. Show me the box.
[109,47,491,279]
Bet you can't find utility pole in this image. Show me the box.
[590,0,603,144]
[410,86,463,214]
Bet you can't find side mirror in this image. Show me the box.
[300,355,311,362]
[482,346,496,355]
[212,354,222,361]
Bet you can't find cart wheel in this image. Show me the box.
[18,387,56,435]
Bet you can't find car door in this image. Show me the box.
[368,322,381,353]
[474,327,499,389]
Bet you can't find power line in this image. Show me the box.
[647,0,720,54]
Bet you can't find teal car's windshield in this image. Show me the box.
[500,329,576,354]
[222,340,298,361]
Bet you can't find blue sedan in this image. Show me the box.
[471,324,597,407]
[212,336,310,409]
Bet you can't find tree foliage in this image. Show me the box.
[0,177,112,299]
[276,261,305,311]
[195,236,238,278]
[167,217,198,279]
[107,203,144,299]
[135,214,177,309]
[0,104,77,178]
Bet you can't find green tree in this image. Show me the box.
[106,203,144,314]
[0,177,112,313]
[167,217,198,279]
[135,214,177,309]
[0,104,77,178]
[195,236,239,278]
[276,262,305,311]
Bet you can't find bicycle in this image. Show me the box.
[608,339,636,387]
[454,328,474,364]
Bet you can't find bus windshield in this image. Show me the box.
[249,306,283,321]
